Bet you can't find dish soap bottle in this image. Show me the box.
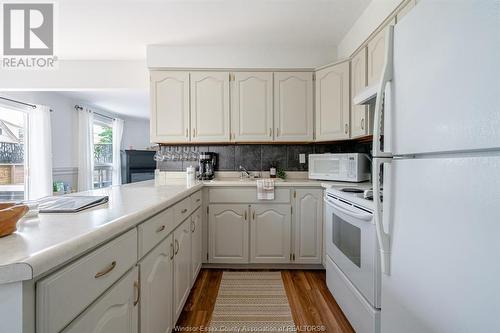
[270,162,277,179]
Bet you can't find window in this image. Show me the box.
[0,107,27,200]
[93,119,113,189]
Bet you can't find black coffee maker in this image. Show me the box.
[198,152,217,180]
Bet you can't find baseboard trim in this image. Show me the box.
[202,263,325,270]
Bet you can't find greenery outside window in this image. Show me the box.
[93,118,113,189]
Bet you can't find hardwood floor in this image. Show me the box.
[175,269,354,333]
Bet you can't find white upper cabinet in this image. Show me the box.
[190,72,230,142]
[274,72,313,142]
[231,72,274,142]
[209,204,249,264]
[293,189,323,264]
[315,61,350,141]
[250,204,291,263]
[150,71,190,143]
[139,236,173,333]
[350,47,371,138]
[367,19,396,86]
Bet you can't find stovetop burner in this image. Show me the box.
[341,188,364,193]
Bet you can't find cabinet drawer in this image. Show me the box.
[174,197,191,224]
[209,188,290,203]
[36,229,138,333]
[191,190,202,209]
[62,267,138,333]
[138,207,174,258]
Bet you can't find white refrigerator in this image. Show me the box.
[370,1,500,332]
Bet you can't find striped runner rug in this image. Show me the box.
[209,271,297,332]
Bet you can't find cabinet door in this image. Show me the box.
[190,72,230,142]
[232,72,273,142]
[209,204,249,264]
[139,235,173,333]
[150,71,190,143]
[293,189,323,264]
[63,268,138,333]
[351,47,371,138]
[173,218,192,322]
[274,72,313,142]
[315,62,350,141]
[396,0,416,23]
[191,207,202,285]
[250,204,291,263]
[367,19,395,86]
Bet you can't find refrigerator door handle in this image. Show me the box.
[373,25,395,158]
[373,157,392,275]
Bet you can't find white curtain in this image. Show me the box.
[27,105,53,200]
[112,118,124,185]
[78,108,94,191]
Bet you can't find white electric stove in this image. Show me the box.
[324,182,381,333]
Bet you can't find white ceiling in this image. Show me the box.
[54,0,372,119]
[57,90,149,119]
[57,0,371,60]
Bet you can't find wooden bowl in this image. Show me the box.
[0,202,16,210]
[0,204,29,237]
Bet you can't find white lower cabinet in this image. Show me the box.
[63,267,139,333]
[139,235,174,333]
[191,207,203,285]
[173,217,192,322]
[209,204,249,264]
[293,189,323,264]
[250,204,291,263]
[208,188,323,265]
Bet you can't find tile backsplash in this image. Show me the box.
[157,142,372,172]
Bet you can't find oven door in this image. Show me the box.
[325,196,380,308]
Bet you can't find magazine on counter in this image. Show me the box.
[37,196,109,213]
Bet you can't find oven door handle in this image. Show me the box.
[324,198,372,221]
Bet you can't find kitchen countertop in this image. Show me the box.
[0,178,358,284]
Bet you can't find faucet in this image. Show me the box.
[239,165,251,179]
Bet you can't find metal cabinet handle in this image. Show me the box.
[170,242,174,260]
[186,128,188,138]
[244,211,247,220]
[276,128,280,137]
[181,208,188,214]
[191,220,195,232]
[269,128,272,137]
[252,211,255,220]
[94,261,116,279]
[196,198,201,203]
[133,281,140,306]
[361,118,365,130]
[344,124,349,134]
[156,225,165,233]
[174,239,179,255]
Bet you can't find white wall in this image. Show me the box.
[337,0,402,58]
[121,119,150,150]
[0,60,148,90]
[0,91,151,189]
[147,45,337,69]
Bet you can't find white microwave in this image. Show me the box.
[308,153,370,182]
